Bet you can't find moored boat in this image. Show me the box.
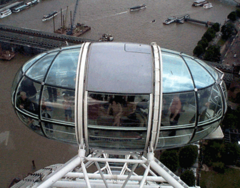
[192,0,208,7]
[0,9,12,18]
[12,4,28,13]
[163,16,176,25]
[42,11,58,22]
[203,3,213,9]
[31,0,38,5]
[129,4,146,12]
[99,33,114,41]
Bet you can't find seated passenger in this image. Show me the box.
[169,95,182,126]
[19,77,37,101]
[16,91,34,112]
[107,98,122,126]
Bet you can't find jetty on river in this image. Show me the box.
[0,24,95,55]
[163,14,214,27]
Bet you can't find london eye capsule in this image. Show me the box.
[11,42,227,152]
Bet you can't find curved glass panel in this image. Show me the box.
[162,52,194,92]
[22,53,46,73]
[16,111,43,136]
[42,86,75,123]
[209,84,223,118]
[161,48,180,55]
[198,84,223,125]
[11,68,23,104]
[26,52,58,82]
[161,92,196,127]
[87,92,149,150]
[190,120,221,143]
[16,77,41,115]
[157,128,194,148]
[42,122,77,144]
[88,93,149,127]
[195,59,218,80]
[220,81,228,113]
[183,57,215,89]
[88,129,146,150]
[45,49,79,88]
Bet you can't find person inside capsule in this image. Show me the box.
[88,93,149,128]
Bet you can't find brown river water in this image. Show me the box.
[0,0,237,54]
[0,0,238,187]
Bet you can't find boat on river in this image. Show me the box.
[31,0,38,5]
[163,16,176,25]
[163,14,190,25]
[42,11,58,22]
[203,3,213,9]
[0,9,12,18]
[12,4,28,13]
[192,0,208,7]
[129,4,146,12]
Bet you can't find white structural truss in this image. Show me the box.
[11,147,200,188]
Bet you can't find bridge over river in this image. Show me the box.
[0,24,95,54]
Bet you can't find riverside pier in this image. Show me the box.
[184,17,214,27]
[163,14,215,27]
[0,24,95,54]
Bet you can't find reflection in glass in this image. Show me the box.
[16,78,41,115]
[16,111,43,136]
[157,128,194,148]
[11,68,23,104]
[195,59,218,80]
[220,81,228,113]
[45,49,79,89]
[183,57,215,89]
[26,52,57,82]
[161,92,196,127]
[88,93,149,127]
[88,129,146,150]
[42,86,75,122]
[197,84,223,125]
[197,88,212,123]
[210,84,223,119]
[22,53,46,72]
[162,53,194,92]
[87,92,149,150]
[42,123,77,144]
[190,120,220,143]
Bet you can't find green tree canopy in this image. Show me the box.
[202,140,225,166]
[222,142,240,165]
[179,145,198,169]
[211,23,220,32]
[160,150,179,172]
[221,22,237,40]
[212,162,225,173]
[203,28,216,42]
[204,45,221,62]
[197,38,209,49]
[193,45,204,57]
[180,170,195,186]
[222,113,239,129]
[236,9,240,17]
[227,11,237,21]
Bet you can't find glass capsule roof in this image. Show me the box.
[20,44,218,93]
[12,42,226,152]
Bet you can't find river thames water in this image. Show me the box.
[0,0,237,54]
[0,0,238,187]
